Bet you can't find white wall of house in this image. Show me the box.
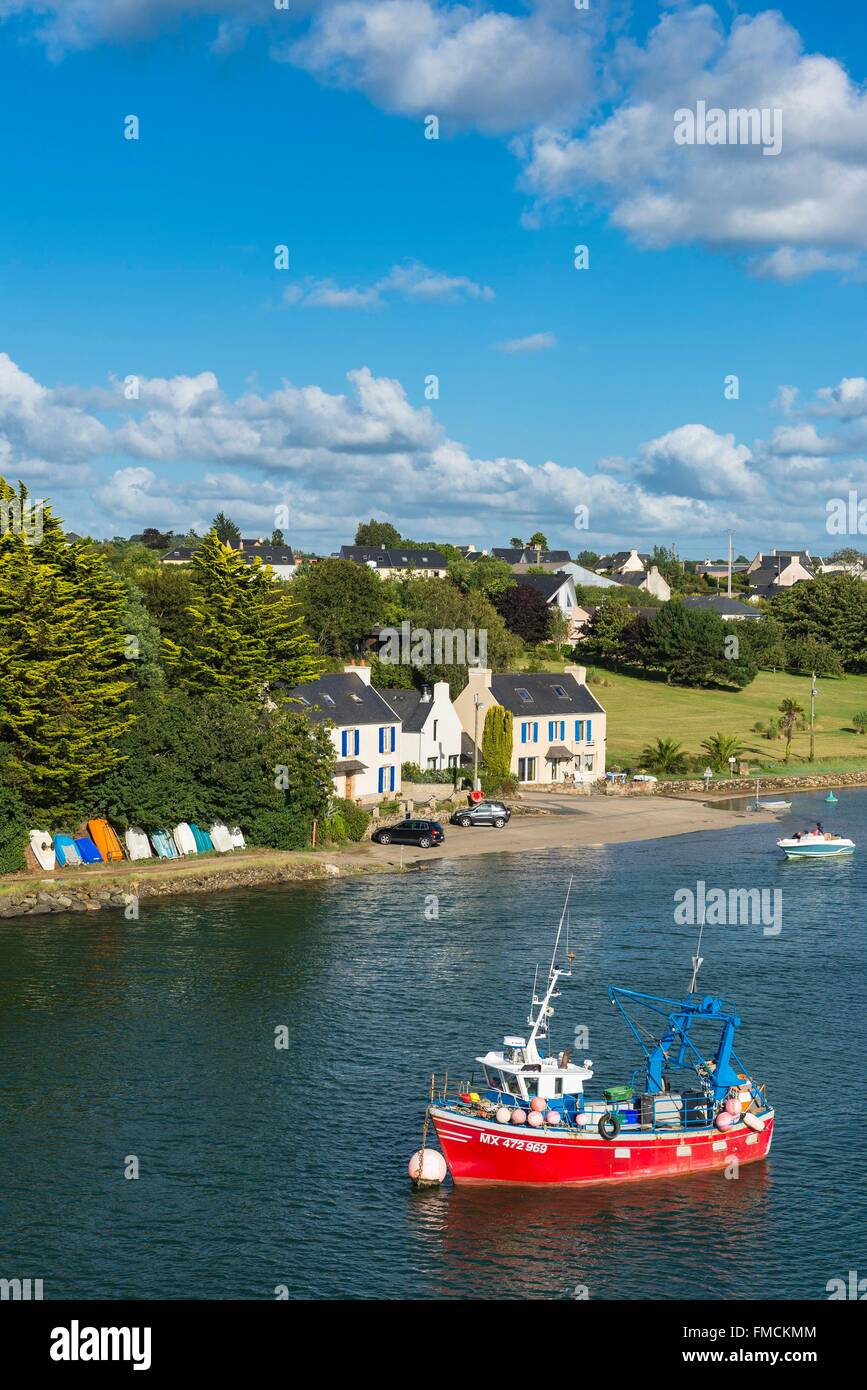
[642,566,671,600]
[331,664,401,803]
[397,682,464,769]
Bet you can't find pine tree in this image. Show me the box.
[162,530,320,698]
[0,477,135,817]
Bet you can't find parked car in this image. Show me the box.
[450,800,512,829]
[371,818,445,848]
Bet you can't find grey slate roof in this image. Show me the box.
[162,546,196,562]
[373,686,432,733]
[681,596,761,619]
[242,546,295,567]
[515,573,570,601]
[491,546,572,566]
[617,571,649,587]
[287,672,399,726]
[489,673,604,717]
[340,544,448,570]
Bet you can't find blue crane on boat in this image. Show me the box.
[608,987,745,1104]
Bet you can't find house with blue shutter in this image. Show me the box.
[287,663,401,804]
[453,665,606,786]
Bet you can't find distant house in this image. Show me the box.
[376,682,463,771]
[288,664,401,804]
[453,666,606,786]
[161,541,296,579]
[747,549,814,599]
[696,559,751,580]
[161,546,197,565]
[615,565,671,601]
[596,549,650,576]
[488,545,572,568]
[339,544,449,579]
[680,596,761,621]
[515,572,582,638]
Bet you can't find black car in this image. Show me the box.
[371,818,445,848]
[450,800,512,829]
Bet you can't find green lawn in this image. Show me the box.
[520,660,867,771]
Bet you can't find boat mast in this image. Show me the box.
[525,880,574,1064]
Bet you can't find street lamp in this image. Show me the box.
[809,672,817,763]
[472,694,482,791]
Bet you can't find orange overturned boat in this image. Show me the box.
[87,819,124,862]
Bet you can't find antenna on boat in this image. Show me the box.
[549,877,574,980]
[688,904,706,994]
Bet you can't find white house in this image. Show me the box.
[616,564,671,601]
[514,572,583,638]
[747,549,814,598]
[289,663,401,803]
[376,681,463,771]
[453,666,606,786]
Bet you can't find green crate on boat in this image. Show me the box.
[603,1085,633,1103]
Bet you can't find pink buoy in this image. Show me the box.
[527,1111,544,1128]
[725,1097,740,1116]
[408,1149,447,1183]
[510,1108,527,1124]
[495,1106,511,1125]
[715,1110,734,1131]
[545,1111,561,1126]
[530,1097,547,1113]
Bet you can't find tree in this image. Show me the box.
[852,710,867,735]
[271,529,285,546]
[700,732,749,773]
[785,636,843,677]
[771,575,867,671]
[481,705,513,790]
[586,600,635,663]
[576,550,599,569]
[639,738,689,776]
[527,531,548,550]
[162,531,320,699]
[510,536,524,548]
[141,527,171,549]
[778,699,804,762]
[135,564,198,654]
[211,511,241,544]
[122,578,166,690]
[355,518,401,547]
[494,583,550,645]
[402,578,519,698]
[0,479,135,818]
[632,603,756,688]
[291,557,386,657]
[448,552,515,603]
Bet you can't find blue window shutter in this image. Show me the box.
[560,721,565,740]
[391,726,396,752]
[533,722,538,742]
[575,720,582,741]
[521,721,527,742]
[587,719,593,742]
[548,720,554,740]
[341,730,348,757]
[378,766,384,793]
[390,765,395,791]
[354,729,360,756]
[378,727,384,753]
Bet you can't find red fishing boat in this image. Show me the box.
[417,882,775,1187]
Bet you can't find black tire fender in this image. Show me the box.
[598,1112,621,1141]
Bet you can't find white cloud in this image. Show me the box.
[282,0,595,135]
[495,331,556,354]
[519,6,867,279]
[283,259,494,310]
[637,424,759,501]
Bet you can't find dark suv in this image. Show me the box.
[450,800,512,829]
[371,818,445,848]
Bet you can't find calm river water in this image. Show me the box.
[1,790,865,1299]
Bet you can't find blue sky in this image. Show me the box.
[0,0,866,557]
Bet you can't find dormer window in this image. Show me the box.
[551,685,568,699]
[516,688,533,703]
[321,692,336,707]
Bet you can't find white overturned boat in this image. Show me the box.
[778,831,855,859]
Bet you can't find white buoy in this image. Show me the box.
[408,1149,447,1185]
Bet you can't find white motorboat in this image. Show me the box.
[777,831,855,859]
[749,779,791,812]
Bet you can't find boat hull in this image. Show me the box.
[430,1107,774,1186]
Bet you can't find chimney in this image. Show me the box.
[345,661,372,686]
[564,663,587,686]
[433,680,450,703]
[465,667,492,696]
[420,684,432,702]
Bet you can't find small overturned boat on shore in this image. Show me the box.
[410,882,774,1188]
